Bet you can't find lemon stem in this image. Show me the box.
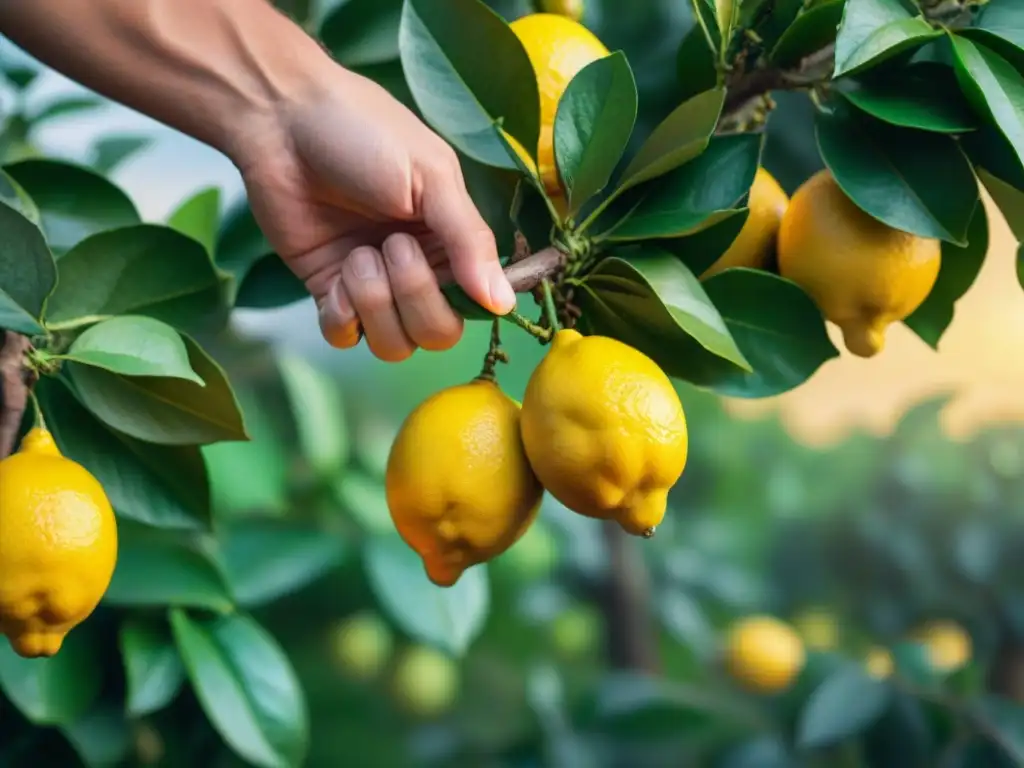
[476,319,509,382]
[29,390,45,431]
[540,278,561,333]
[501,310,553,342]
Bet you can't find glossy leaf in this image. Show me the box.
[554,52,638,213]
[217,519,345,608]
[71,334,248,446]
[833,0,939,78]
[816,104,977,243]
[215,199,271,293]
[364,535,489,656]
[977,168,1024,241]
[905,202,989,348]
[105,523,233,610]
[399,0,540,168]
[461,156,519,263]
[120,619,186,717]
[168,187,221,255]
[31,96,104,124]
[37,377,211,530]
[0,193,54,335]
[278,353,349,477]
[770,0,845,66]
[971,0,1024,50]
[319,0,402,67]
[441,282,497,320]
[171,610,308,768]
[841,62,977,133]
[616,88,725,193]
[661,209,750,277]
[0,166,41,225]
[90,135,151,174]
[798,665,891,748]
[4,159,140,255]
[700,268,839,398]
[602,133,759,241]
[235,255,307,309]
[675,25,718,103]
[63,316,204,384]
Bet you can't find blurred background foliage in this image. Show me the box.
[3,0,1024,767]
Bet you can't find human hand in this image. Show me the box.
[237,67,517,361]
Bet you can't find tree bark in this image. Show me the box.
[0,331,31,457]
[599,522,661,673]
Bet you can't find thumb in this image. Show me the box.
[421,164,516,315]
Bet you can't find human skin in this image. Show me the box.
[0,0,516,361]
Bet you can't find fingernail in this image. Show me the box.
[350,247,380,279]
[489,269,516,313]
[384,236,415,267]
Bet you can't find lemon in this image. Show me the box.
[392,646,460,717]
[539,0,584,22]
[551,604,601,657]
[521,329,687,536]
[724,616,806,694]
[0,427,118,658]
[330,611,394,680]
[510,13,610,200]
[701,168,789,279]
[914,620,971,673]
[864,646,894,680]
[386,380,543,587]
[777,169,941,357]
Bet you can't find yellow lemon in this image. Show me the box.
[392,646,460,718]
[914,620,972,673]
[792,607,840,652]
[330,611,394,681]
[0,427,117,658]
[386,380,543,587]
[777,169,941,358]
[864,646,894,680]
[724,616,806,694]
[700,168,789,279]
[510,13,610,201]
[539,0,585,22]
[520,329,688,536]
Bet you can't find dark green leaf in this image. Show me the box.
[31,96,104,124]
[905,202,989,348]
[978,168,1024,242]
[0,627,102,726]
[511,178,555,253]
[170,610,308,768]
[972,0,1024,50]
[61,705,132,768]
[816,104,977,243]
[718,737,794,768]
[797,664,891,749]
[319,0,402,67]
[770,0,845,66]
[833,0,939,78]
[700,268,839,397]
[0,166,41,225]
[62,316,204,383]
[278,353,349,477]
[441,282,496,320]
[399,0,540,167]
[45,225,222,329]
[461,156,519,263]
[576,252,751,375]
[616,88,725,192]
[554,52,637,213]
[841,62,977,133]
[217,520,345,608]
[601,133,759,241]
[675,25,718,103]
[364,535,489,657]
[120,619,185,717]
[215,199,271,296]
[661,209,750,277]
[4,159,140,255]
[951,36,1024,175]
[755,0,804,54]
[235,255,307,309]
[105,523,232,610]
[972,696,1024,765]
[3,65,38,90]
[90,136,151,174]
[70,334,248,446]
[36,377,211,530]
[168,187,221,255]
[0,192,54,335]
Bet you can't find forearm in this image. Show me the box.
[0,0,334,165]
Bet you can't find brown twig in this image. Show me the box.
[0,331,32,457]
[503,246,566,293]
[600,522,661,673]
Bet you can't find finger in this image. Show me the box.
[421,159,516,315]
[318,275,362,349]
[383,233,464,352]
[342,246,416,362]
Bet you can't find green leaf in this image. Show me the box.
[0,193,55,335]
[61,705,132,768]
[461,156,519,263]
[36,377,211,530]
[104,523,233,610]
[215,199,271,297]
[30,96,104,124]
[217,519,345,608]
[3,65,39,90]
[45,225,222,329]
[170,610,308,768]
[319,0,402,67]
[90,135,151,174]
[816,103,978,243]
[675,25,718,103]
[0,626,102,726]
[971,0,1024,50]
[168,187,221,255]
[699,268,840,398]
[441,282,497,320]
[601,133,759,241]
[235,255,307,309]
[661,209,750,277]
[978,168,1024,241]
[972,696,1024,765]
[715,0,736,45]
[335,471,393,534]
[0,166,41,225]
[798,664,891,749]
[278,353,349,477]
[70,333,248,446]
[4,159,140,255]
[399,0,540,168]
[905,202,989,348]
[833,0,939,78]
[554,52,638,214]
[841,62,977,134]
[119,619,185,717]
[576,252,751,377]
[951,35,1024,177]
[616,88,725,193]
[770,0,845,66]
[62,316,204,384]
[364,535,489,657]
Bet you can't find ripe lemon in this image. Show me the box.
[777,169,941,358]
[520,329,688,536]
[0,427,117,658]
[724,616,806,694]
[539,0,584,22]
[864,646,894,680]
[914,620,971,673]
[392,646,460,718]
[385,380,543,587]
[510,13,610,201]
[700,167,789,280]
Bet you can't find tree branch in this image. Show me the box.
[0,331,32,458]
[599,522,661,673]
